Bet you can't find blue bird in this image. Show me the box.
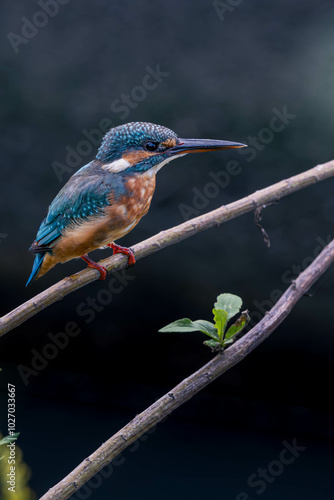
[27,122,246,285]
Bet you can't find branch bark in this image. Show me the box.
[39,237,334,499]
[1,159,334,337]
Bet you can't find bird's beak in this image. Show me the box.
[169,138,247,155]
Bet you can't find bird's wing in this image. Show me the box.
[33,172,119,250]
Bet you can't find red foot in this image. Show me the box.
[108,242,136,266]
[81,254,107,280]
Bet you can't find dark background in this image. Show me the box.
[1,0,334,498]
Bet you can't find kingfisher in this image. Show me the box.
[26,122,246,285]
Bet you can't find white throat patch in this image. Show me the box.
[101,158,131,173]
[147,153,187,177]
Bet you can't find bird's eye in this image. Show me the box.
[145,142,159,152]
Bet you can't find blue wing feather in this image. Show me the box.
[33,163,125,249]
[27,162,128,285]
[26,253,45,286]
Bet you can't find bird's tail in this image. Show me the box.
[26,253,45,287]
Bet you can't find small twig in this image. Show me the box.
[1,159,334,337]
[254,205,271,247]
[39,237,334,499]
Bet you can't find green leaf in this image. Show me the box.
[225,310,250,340]
[203,339,222,351]
[0,433,19,446]
[159,318,218,339]
[192,320,219,339]
[212,308,228,340]
[214,293,242,321]
[159,318,199,333]
[222,338,235,345]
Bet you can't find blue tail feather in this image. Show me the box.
[26,253,45,287]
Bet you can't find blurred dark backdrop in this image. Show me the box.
[1,0,334,498]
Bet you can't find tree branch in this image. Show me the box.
[39,237,334,499]
[1,159,334,337]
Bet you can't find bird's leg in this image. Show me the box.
[108,242,136,266]
[81,254,107,280]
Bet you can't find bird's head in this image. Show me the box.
[96,122,246,175]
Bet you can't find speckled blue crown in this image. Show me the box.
[96,122,178,162]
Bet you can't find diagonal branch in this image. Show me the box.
[1,159,334,337]
[40,237,334,499]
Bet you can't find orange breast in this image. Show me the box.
[122,171,156,221]
[52,171,156,264]
[103,171,156,238]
